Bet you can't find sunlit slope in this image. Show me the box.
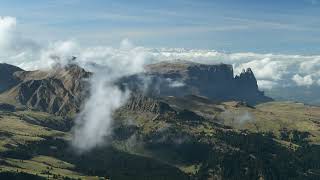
[218,101,320,144]
[1,94,320,179]
[0,110,92,179]
[162,95,320,145]
[0,109,189,180]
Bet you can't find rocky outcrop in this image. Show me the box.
[232,68,269,104]
[125,94,175,114]
[122,93,205,123]
[235,68,258,90]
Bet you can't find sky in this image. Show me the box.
[1,0,320,54]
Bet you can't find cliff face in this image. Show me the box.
[122,61,272,105]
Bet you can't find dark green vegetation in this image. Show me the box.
[0,62,320,179]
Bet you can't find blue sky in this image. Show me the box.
[1,0,320,54]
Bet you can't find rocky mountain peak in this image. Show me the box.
[237,68,255,80]
[235,68,259,91]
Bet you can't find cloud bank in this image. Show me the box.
[1,16,319,90]
[292,74,314,87]
[147,49,320,89]
[1,16,320,150]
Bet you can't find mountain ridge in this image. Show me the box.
[0,62,320,179]
[0,64,90,115]
[0,62,271,116]
[123,61,272,105]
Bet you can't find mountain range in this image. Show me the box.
[0,61,319,180]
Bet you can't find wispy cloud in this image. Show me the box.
[224,17,319,31]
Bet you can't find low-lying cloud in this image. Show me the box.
[71,41,148,152]
[166,78,185,88]
[220,110,255,127]
[72,69,131,152]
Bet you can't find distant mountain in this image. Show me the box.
[121,61,272,105]
[0,61,271,116]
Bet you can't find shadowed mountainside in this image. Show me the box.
[0,63,23,93]
[0,61,271,116]
[121,61,272,105]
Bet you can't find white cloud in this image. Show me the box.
[299,58,320,73]
[292,74,314,86]
[0,16,40,69]
[166,78,185,88]
[257,80,278,90]
[0,16,16,51]
[234,58,286,81]
[147,49,320,89]
[72,41,148,152]
[1,17,319,91]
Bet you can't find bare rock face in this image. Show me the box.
[0,64,90,116]
[15,79,78,115]
[125,94,175,114]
